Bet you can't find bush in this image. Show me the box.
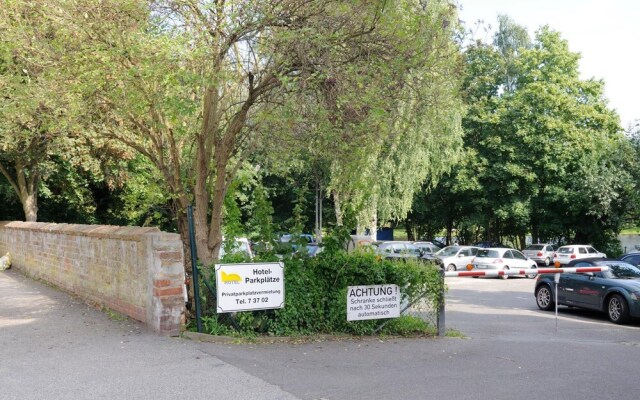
[196,234,444,337]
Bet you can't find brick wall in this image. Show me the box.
[0,221,186,336]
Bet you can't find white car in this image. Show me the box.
[436,246,479,271]
[470,248,537,279]
[552,245,606,266]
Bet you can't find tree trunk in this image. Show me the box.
[206,154,231,265]
[22,193,38,222]
[446,220,454,246]
[531,224,540,244]
[314,178,323,241]
[405,223,415,241]
[370,215,377,241]
[333,191,343,227]
[1,162,40,222]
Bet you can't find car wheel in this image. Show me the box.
[544,257,550,267]
[535,285,555,311]
[607,294,630,324]
[446,264,456,272]
[526,265,537,279]
[500,266,509,280]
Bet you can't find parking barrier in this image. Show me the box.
[444,266,609,278]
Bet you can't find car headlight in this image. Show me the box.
[630,291,640,301]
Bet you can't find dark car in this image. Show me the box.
[420,252,444,268]
[534,258,640,324]
[620,252,640,268]
[423,238,446,248]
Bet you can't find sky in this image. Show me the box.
[458,0,639,130]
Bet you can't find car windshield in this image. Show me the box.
[476,249,500,258]
[558,247,574,254]
[601,262,640,279]
[436,246,460,257]
[525,245,544,251]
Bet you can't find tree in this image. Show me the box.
[0,2,79,221]
[0,1,127,224]
[418,21,634,251]
[47,0,466,267]
[259,0,465,237]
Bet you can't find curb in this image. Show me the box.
[181,331,438,344]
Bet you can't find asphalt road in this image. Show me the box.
[196,276,640,400]
[3,269,640,400]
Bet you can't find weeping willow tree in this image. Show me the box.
[261,0,465,237]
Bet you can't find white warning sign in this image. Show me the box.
[346,284,400,321]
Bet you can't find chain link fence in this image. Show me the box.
[375,271,446,336]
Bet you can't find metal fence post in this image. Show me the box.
[187,205,203,333]
[437,268,445,337]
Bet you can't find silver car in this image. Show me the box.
[470,248,538,279]
[436,246,479,271]
[523,244,557,266]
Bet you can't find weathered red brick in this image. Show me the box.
[154,279,172,288]
[154,287,184,297]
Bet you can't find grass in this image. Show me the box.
[392,229,409,240]
[104,308,128,322]
[445,328,466,338]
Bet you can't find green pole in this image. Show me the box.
[187,205,203,333]
[437,269,446,337]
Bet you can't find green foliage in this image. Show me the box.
[222,182,244,255]
[272,250,442,336]
[200,231,444,337]
[247,184,276,246]
[201,316,235,336]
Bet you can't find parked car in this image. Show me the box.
[534,258,640,324]
[423,238,446,248]
[420,252,445,267]
[412,241,441,255]
[280,233,314,243]
[469,247,537,279]
[523,244,557,266]
[619,252,640,268]
[435,246,479,272]
[302,243,323,257]
[375,241,422,259]
[553,245,606,266]
[473,240,507,248]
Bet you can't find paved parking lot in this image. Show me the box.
[198,276,640,400]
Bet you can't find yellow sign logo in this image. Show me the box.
[221,271,242,284]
